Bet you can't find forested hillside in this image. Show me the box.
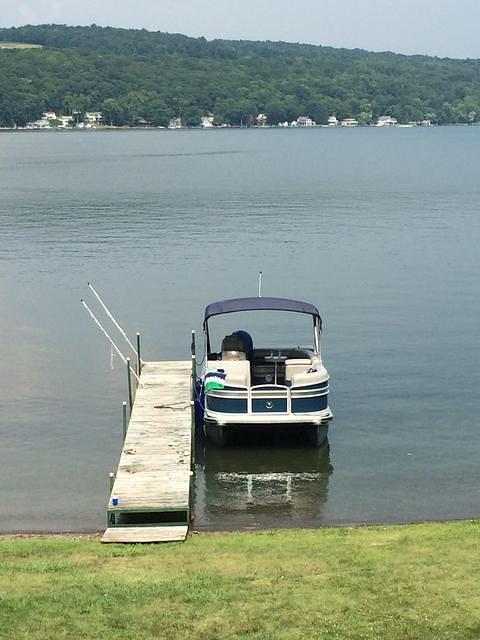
[1,24,480,127]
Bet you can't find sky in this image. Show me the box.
[1,0,479,59]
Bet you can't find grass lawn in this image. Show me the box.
[0,521,479,639]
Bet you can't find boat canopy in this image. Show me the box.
[204,296,322,324]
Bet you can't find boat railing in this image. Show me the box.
[206,382,329,415]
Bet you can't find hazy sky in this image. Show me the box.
[1,0,479,59]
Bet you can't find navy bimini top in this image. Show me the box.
[204,296,321,325]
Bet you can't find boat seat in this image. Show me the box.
[207,360,251,388]
[287,348,312,359]
[284,350,313,382]
[221,334,245,353]
[221,351,246,361]
[285,359,312,381]
[290,367,328,388]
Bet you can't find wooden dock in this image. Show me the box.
[101,360,193,543]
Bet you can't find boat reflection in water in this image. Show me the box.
[194,428,333,531]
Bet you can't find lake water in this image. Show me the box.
[0,127,479,532]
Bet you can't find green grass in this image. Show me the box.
[1,522,479,639]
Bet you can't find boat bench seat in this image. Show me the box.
[284,359,312,380]
[290,367,328,388]
[206,360,251,388]
[284,349,314,381]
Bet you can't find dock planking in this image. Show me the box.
[101,360,193,543]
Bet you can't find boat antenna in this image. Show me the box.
[258,271,263,297]
[87,282,143,364]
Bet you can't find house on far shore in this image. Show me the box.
[25,119,50,129]
[168,117,183,129]
[340,118,359,127]
[25,110,65,129]
[57,115,73,128]
[135,117,152,127]
[255,113,268,127]
[25,114,52,129]
[376,115,398,127]
[84,111,103,127]
[201,113,214,127]
[296,115,315,127]
[328,115,338,126]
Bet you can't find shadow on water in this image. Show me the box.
[193,427,334,531]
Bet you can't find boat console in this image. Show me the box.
[210,340,319,387]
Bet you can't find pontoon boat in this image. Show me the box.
[198,297,332,446]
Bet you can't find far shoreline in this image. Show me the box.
[2,123,480,133]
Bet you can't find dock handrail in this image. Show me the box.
[81,298,141,384]
[87,282,144,365]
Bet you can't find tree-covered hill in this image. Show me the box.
[1,23,480,127]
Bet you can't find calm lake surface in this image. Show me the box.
[1,127,479,532]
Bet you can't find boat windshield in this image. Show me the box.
[207,310,316,352]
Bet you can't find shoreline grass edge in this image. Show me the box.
[1,520,479,639]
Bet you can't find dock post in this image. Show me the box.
[122,401,128,440]
[190,329,196,470]
[190,351,196,469]
[191,329,196,446]
[190,330,197,525]
[191,329,196,358]
[191,329,196,407]
[189,398,196,524]
[190,396,195,468]
[136,332,142,375]
[126,357,133,410]
[109,472,115,491]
